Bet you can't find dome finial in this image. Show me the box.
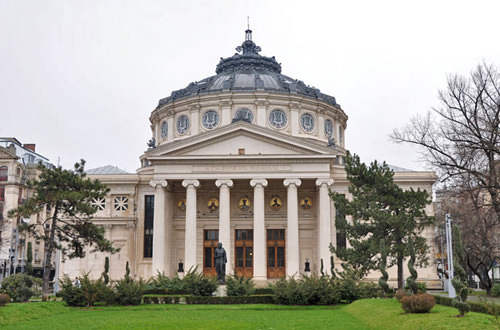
[245,16,252,41]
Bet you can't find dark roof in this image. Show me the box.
[157,30,339,108]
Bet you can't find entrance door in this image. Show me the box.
[267,229,285,278]
[235,229,253,278]
[203,229,219,277]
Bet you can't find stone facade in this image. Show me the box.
[57,30,441,288]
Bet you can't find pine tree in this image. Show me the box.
[8,160,118,295]
[331,153,434,289]
[26,241,33,276]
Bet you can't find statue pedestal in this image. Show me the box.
[215,285,227,297]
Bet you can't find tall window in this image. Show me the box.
[144,195,154,258]
[0,185,4,202]
[0,166,7,181]
[0,203,3,221]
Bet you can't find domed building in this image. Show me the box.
[60,29,440,287]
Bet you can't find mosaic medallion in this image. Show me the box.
[270,195,282,210]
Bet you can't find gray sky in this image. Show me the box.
[1,0,499,172]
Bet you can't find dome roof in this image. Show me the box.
[157,29,339,108]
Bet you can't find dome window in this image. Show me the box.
[325,119,333,137]
[233,108,254,123]
[202,110,220,129]
[269,109,287,129]
[161,121,168,139]
[176,115,190,135]
[300,113,315,133]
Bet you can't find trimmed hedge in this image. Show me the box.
[432,294,500,316]
[142,295,274,305]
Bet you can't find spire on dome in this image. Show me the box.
[236,18,261,55]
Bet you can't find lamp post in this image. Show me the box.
[445,214,456,298]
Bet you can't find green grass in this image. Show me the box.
[0,299,497,330]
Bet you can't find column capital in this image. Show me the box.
[150,179,168,188]
[250,179,268,188]
[215,179,234,188]
[283,178,302,188]
[182,179,200,189]
[315,178,334,187]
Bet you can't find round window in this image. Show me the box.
[325,119,333,137]
[269,109,287,128]
[161,121,168,138]
[202,110,220,129]
[300,113,315,132]
[176,115,190,135]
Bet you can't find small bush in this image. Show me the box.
[183,269,218,296]
[271,276,339,305]
[226,273,256,296]
[452,299,470,316]
[0,274,35,302]
[59,274,116,307]
[146,271,185,294]
[400,293,436,313]
[492,283,500,297]
[395,289,409,301]
[416,282,427,294]
[115,277,144,305]
[0,293,10,306]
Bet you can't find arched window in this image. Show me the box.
[0,166,7,181]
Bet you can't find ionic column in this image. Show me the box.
[250,179,268,281]
[215,179,233,275]
[182,179,200,272]
[150,179,168,274]
[316,178,334,274]
[284,178,301,278]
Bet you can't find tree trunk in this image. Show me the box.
[397,254,404,290]
[42,206,58,296]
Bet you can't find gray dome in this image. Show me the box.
[157,30,339,108]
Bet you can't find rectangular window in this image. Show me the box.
[204,247,213,268]
[0,185,4,202]
[144,195,154,258]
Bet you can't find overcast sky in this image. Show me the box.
[1,0,499,173]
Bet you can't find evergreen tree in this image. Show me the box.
[8,160,118,296]
[26,242,33,276]
[102,256,110,285]
[331,153,434,289]
[451,225,468,301]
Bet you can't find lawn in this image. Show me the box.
[0,299,497,330]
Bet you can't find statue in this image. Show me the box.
[147,137,156,149]
[214,242,227,284]
[327,136,336,148]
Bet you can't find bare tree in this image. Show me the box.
[392,63,500,293]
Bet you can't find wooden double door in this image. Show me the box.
[235,229,253,278]
[203,228,286,279]
[267,229,285,278]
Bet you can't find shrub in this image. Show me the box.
[452,299,470,316]
[115,277,144,305]
[146,272,186,294]
[492,283,500,297]
[400,293,436,313]
[395,289,409,301]
[59,274,116,307]
[0,293,10,306]
[226,273,256,296]
[183,269,218,296]
[0,274,35,302]
[271,276,339,305]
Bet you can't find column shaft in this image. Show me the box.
[182,180,200,272]
[250,179,268,281]
[150,180,168,274]
[216,179,233,275]
[284,179,301,278]
[316,178,334,275]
